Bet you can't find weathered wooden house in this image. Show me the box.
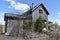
[4,3,49,35]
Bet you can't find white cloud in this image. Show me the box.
[54,12,60,25]
[0,12,7,25]
[11,2,29,10]
[10,1,15,5]
[56,12,60,25]
[4,0,29,11]
[4,0,13,2]
[1,12,5,16]
[57,12,60,15]
[49,19,60,25]
[54,19,60,25]
[57,12,60,18]
[0,17,5,25]
[49,12,60,25]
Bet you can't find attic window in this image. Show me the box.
[39,9,43,13]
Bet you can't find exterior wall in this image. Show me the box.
[32,5,48,29]
[32,9,39,22]
[5,19,30,35]
[19,20,30,36]
[5,19,18,35]
[32,5,48,22]
[19,20,23,35]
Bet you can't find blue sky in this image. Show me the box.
[0,0,60,25]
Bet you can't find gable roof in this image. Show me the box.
[32,3,49,15]
[23,3,49,15]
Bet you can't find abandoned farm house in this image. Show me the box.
[4,3,49,35]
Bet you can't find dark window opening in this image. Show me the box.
[39,9,43,13]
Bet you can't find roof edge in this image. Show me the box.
[32,3,49,15]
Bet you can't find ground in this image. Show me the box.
[0,33,49,40]
[0,30,59,40]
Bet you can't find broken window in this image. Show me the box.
[39,9,43,14]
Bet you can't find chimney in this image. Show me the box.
[30,3,34,10]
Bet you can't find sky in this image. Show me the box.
[0,0,60,25]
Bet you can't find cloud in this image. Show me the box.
[4,0,13,2]
[56,12,60,25]
[0,12,7,25]
[54,12,60,25]
[49,12,60,25]
[4,0,29,11]
[54,19,60,25]
[57,12,60,15]
[49,19,60,25]
[57,12,60,17]
[11,2,29,11]
[0,17,5,25]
